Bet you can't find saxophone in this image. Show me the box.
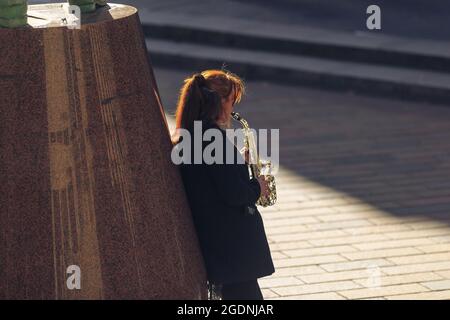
[231,112,277,207]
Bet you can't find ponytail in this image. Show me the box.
[175,73,221,132]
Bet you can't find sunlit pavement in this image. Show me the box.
[155,67,450,300]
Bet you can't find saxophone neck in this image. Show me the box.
[231,112,250,130]
[231,112,260,168]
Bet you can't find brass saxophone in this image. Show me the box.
[231,112,277,207]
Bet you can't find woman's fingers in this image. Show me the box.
[257,176,270,197]
[240,147,249,163]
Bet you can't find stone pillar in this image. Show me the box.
[0,3,207,299]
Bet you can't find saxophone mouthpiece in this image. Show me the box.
[231,112,241,121]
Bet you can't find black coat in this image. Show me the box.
[178,121,275,285]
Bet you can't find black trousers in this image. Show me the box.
[221,279,264,300]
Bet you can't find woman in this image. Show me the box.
[173,70,275,300]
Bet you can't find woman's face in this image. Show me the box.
[218,87,235,126]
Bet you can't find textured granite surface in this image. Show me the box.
[0,3,207,299]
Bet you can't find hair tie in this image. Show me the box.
[194,73,207,87]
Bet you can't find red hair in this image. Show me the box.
[174,69,245,133]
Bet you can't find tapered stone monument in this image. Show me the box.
[0,3,207,299]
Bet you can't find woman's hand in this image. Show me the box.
[257,175,270,198]
[240,147,249,163]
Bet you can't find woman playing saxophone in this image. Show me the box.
[173,69,275,300]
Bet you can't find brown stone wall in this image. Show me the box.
[0,4,207,300]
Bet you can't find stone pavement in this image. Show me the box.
[28,0,450,104]
[31,0,449,41]
[154,66,450,300]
